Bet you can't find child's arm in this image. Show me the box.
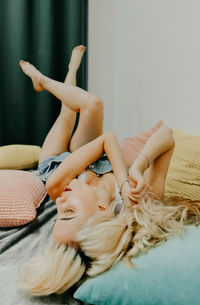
[46,132,128,201]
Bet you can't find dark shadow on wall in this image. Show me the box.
[0,0,87,146]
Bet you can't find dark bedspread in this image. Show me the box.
[0,196,90,305]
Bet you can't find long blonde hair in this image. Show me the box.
[77,194,200,276]
[18,194,200,295]
[18,243,86,295]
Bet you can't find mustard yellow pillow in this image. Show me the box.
[165,130,200,201]
[0,145,41,169]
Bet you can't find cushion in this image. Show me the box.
[165,129,200,201]
[0,170,47,227]
[74,225,200,305]
[120,121,164,168]
[0,145,41,170]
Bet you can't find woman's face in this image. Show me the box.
[53,179,101,245]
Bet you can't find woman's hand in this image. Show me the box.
[126,167,152,204]
[120,181,139,208]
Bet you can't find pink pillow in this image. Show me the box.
[0,170,47,227]
[120,121,164,168]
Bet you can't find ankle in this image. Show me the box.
[68,65,78,75]
[39,75,48,90]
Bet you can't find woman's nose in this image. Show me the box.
[60,195,66,202]
[56,195,67,205]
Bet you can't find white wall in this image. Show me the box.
[88,0,116,134]
[88,0,200,141]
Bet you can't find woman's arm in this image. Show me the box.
[128,124,175,201]
[46,132,128,201]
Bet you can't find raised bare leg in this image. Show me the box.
[27,46,86,164]
[19,61,99,112]
[64,45,86,86]
[19,50,103,154]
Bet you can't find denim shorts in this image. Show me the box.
[39,151,113,183]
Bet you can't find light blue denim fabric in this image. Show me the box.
[39,152,113,183]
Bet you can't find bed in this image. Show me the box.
[1,126,200,305]
[0,194,90,305]
[1,191,200,305]
[0,145,89,304]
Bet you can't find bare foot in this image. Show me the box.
[19,60,44,92]
[68,45,86,71]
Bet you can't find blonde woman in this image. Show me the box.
[18,46,196,296]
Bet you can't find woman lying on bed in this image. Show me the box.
[18,46,200,296]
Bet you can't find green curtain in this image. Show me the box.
[0,0,87,146]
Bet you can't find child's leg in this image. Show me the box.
[20,50,103,157]
[35,46,85,164]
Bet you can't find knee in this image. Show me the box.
[91,96,103,110]
[84,96,103,112]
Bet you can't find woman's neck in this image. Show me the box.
[91,173,116,206]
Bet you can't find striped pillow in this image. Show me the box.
[0,170,47,227]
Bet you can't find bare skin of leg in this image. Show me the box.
[32,46,85,163]
[19,46,103,163]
